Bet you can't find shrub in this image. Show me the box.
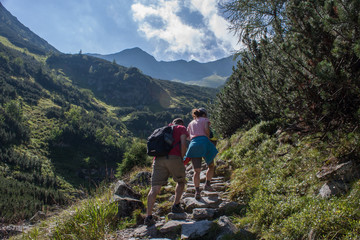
[116,139,152,177]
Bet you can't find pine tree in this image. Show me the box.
[212,0,360,136]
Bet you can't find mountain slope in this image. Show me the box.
[46,53,218,136]
[0,3,59,55]
[88,47,236,88]
[0,3,217,223]
[46,53,217,111]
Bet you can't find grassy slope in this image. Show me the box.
[0,39,130,222]
[217,121,360,239]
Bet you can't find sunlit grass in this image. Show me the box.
[0,36,47,62]
[220,120,360,239]
[15,185,119,240]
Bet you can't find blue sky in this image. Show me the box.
[1,0,240,62]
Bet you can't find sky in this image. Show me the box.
[1,0,241,62]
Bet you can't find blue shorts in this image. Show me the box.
[184,136,218,165]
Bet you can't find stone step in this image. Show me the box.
[192,208,216,220]
[183,190,221,200]
[168,212,188,221]
[211,183,227,192]
[128,216,240,240]
[202,191,221,198]
[185,187,196,194]
[187,181,226,188]
[183,196,222,212]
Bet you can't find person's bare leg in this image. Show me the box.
[146,185,161,216]
[193,168,201,188]
[193,168,202,199]
[206,163,215,183]
[204,163,215,191]
[174,182,185,205]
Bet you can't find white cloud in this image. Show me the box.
[188,0,238,49]
[186,0,218,17]
[131,0,207,59]
[131,0,239,61]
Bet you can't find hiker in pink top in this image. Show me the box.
[187,116,209,139]
[184,108,218,200]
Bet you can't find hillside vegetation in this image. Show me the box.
[1,0,360,239]
[218,121,360,238]
[0,2,216,223]
[0,41,130,222]
[209,0,360,238]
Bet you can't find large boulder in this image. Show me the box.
[316,160,360,198]
[316,160,360,182]
[113,195,144,217]
[216,216,238,240]
[114,180,141,199]
[216,201,243,217]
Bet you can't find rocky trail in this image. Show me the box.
[0,162,252,240]
[112,163,252,240]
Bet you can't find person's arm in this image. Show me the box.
[180,134,187,159]
[204,121,210,138]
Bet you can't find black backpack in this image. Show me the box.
[147,125,174,157]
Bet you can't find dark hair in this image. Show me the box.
[191,108,207,119]
[198,107,207,115]
[172,118,184,125]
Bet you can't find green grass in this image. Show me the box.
[0,36,47,62]
[16,185,119,240]
[219,120,360,239]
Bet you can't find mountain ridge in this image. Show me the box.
[0,2,59,55]
[88,47,236,88]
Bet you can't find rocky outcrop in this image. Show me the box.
[114,180,141,199]
[317,160,360,198]
[112,180,144,218]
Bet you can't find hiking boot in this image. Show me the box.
[144,215,156,226]
[171,204,184,213]
[204,184,215,192]
[195,191,201,200]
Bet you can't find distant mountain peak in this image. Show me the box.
[88,48,237,88]
[120,47,148,55]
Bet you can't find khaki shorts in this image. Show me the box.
[151,155,186,186]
